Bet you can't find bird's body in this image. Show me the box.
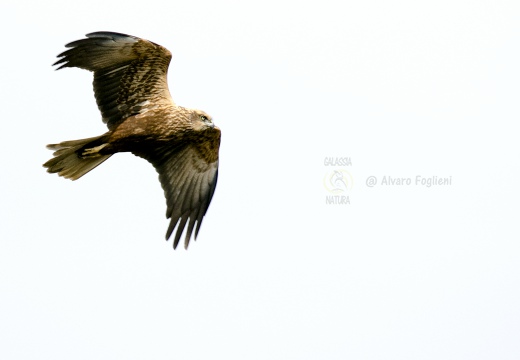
[43,32,220,249]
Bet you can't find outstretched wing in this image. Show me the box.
[138,128,221,249]
[54,32,173,130]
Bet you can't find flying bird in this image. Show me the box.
[43,32,221,249]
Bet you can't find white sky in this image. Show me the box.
[1,0,519,359]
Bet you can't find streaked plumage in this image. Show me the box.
[43,32,221,249]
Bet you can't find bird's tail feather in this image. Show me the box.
[43,135,112,180]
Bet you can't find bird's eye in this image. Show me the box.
[200,115,209,122]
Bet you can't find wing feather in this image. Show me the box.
[137,128,220,249]
[54,31,173,129]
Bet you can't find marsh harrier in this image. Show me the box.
[43,32,220,249]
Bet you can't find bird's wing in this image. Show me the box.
[54,32,173,130]
[137,127,221,249]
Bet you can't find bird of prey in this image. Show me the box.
[43,32,221,249]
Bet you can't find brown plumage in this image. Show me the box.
[43,32,221,249]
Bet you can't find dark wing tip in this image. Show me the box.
[84,31,140,42]
[164,208,206,250]
[52,31,140,70]
[172,216,189,250]
[53,58,68,70]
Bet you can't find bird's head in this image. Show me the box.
[190,109,215,131]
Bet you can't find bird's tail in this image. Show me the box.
[43,135,112,180]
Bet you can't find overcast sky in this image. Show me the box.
[1,0,519,359]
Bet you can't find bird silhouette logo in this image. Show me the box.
[323,170,353,194]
